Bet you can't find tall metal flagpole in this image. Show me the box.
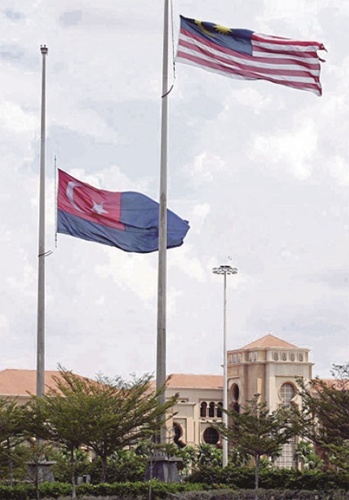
[156,0,169,445]
[212,265,238,467]
[36,45,48,398]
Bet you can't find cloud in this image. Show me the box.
[0,0,347,383]
[229,88,272,114]
[189,152,227,184]
[251,118,318,180]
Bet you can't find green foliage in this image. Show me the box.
[216,394,298,490]
[229,445,250,467]
[187,464,226,485]
[197,444,222,467]
[187,464,349,492]
[218,394,297,461]
[25,366,178,495]
[169,490,349,499]
[0,483,35,500]
[50,448,91,483]
[173,445,197,478]
[297,363,349,470]
[0,398,28,484]
[295,440,324,470]
[38,481,72,498]
[1,479,349,499]
[88,450,147,483]
[0,443,29,482]
[75,480,214,498]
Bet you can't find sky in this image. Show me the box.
[1,0,348,383]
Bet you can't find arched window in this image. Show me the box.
[173,423,186,448]
[203,427,219,445]
[200,402,207,418]
[209,402,215,418]
[173,423,181,442]
[217,402,223,418]
[280,382,296,406]
[276,383,297,468]
[231,383,239,402]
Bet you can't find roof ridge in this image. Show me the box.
[238,333,299,350]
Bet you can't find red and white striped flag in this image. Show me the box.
[176,16,326,96]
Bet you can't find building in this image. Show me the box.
[0,369,66,404]
[227,333,312,410]
[165,373,224,448]
[0,333,313,467]
[166,333,313,468]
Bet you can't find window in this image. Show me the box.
[173,423,181,441]
[298,353,304,362]
[276,437,297,468]
[277,383,297,467]
[273,352,279,361]
[203,427,219,445]
[217,402,223,418]
[281,353,287,361]
[290,353,295,361]
[231,383,240,402]
[280,383,296,405]
[201,401,222,418]
[173,423,186,448]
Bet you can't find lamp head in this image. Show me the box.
[212,265,238,276]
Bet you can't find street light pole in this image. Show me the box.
[212,265,238,468]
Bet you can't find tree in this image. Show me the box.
[0,398,26,484]
[27,383,92,499]
[297,363,349,470]
[88,373,178,482]
[27,367,178,492]
[295,440,323,470]
[217,394,297,497]
[197,443,222,467]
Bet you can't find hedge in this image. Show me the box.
[1,478,349,499]
[188,466,349,491]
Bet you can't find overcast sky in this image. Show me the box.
[1,0,347,383]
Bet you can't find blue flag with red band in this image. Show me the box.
[57,169,190,253]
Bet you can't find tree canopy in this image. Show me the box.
[217,394,298,492]
[27,367,178,491]
[297,363,349,470]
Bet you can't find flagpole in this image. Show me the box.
[36,45,48,398]
[156,0,169,445]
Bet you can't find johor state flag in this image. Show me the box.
[176,16,325,95]
[57,169,190,253]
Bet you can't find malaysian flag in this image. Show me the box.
[176,16,325,96]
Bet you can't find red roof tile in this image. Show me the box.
[166,373,223,390]
[0,369,73,397]
[239,334,299,350]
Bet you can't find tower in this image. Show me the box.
[227,333,313,468]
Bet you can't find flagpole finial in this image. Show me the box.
[40,45,48,55]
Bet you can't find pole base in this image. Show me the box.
[26,461,55,483]
[145,451,182,482]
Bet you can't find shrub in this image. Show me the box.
[39,481,72,498]
[0,483,35,499]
